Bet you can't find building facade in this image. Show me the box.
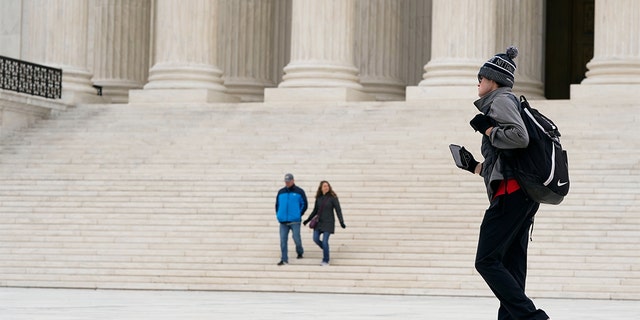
[1,0,639,104]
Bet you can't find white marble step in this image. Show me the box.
[0,100,638,300]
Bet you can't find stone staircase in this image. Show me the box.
[0,98,638,300]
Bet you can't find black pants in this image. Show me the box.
[475,189,549,320]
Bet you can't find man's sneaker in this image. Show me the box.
[297,254,303,259]
[321,261,330,266]
[277,261,288,266]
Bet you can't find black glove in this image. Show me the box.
[340,222,346,229]
[303,219,309,226]
[469,114,493,134]
[459,147,480,174]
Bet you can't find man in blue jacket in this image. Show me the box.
[275,173,308,265]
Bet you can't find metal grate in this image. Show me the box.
[0,55,62,99]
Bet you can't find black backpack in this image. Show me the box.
[500,95,570,205]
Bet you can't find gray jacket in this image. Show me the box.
[474,87,529,200]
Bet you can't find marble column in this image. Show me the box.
[407,0,544,100]
[0,0,22,58]
[218,0,276,102]
[21,0,102,103]
[571,0,640,102]
[264,0,371,102]
[272,0,292,88]
[91,0,151,103]
[406,0,497,100]
[496,0,544,98]
[130,0,237,103]
[355,0,404,101]
[400,0,432,88]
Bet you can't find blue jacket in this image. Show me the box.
[275,185,308,223]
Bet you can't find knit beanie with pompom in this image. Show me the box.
[478,46,518,88]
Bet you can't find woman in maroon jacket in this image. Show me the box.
[303,180,346,266]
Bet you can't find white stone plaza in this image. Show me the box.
[1,287,639,319]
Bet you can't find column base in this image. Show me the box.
[264,87,373,102]
[93,80,143,104]
[60,68,106,104]
[360,78,406,101]
[224,78,275,102]
[98,87,134,104]
[128,89,240,103]
[405,85,478,101]
[61,91,106,105]
[513,78,545,100]
[570,84,640,104]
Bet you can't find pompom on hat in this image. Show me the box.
[478,46,518,88]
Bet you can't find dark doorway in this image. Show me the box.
[545,0,594,99]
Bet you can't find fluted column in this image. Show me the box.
[401,0,432,88]
[218,0,276,102]
[264,0,371,102]
[21,0,102,103]
[0,1,21,58]
[496,0,544,98]
[571,0,640,102]
[272,0,292,87]
[130,0,237,103]
[91,0,151,103]
[406,0,496,100]
[355,0,404,101]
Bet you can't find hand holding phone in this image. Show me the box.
[449,144,479,174]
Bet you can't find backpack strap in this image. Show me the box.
[519,95,528,105]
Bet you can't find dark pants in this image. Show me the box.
[475,189,549,320]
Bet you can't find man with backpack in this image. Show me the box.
[455,47,552,320]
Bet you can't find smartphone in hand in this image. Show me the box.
[449,144,464,168]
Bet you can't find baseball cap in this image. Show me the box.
[284,173,294,182]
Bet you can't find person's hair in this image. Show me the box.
[315,180,337,199]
